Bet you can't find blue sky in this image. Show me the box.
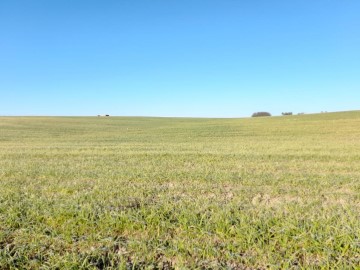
[1,0,359,117]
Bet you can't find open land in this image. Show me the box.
[0,112,359,269]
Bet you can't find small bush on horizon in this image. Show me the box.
[252,112,271,117]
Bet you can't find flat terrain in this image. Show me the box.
[0,112,359,269]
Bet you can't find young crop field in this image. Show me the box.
[0,112,359,269]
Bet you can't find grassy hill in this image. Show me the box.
[0,111,359,269]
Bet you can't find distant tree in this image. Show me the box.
[252,112,271,117]
[282,112,293,116]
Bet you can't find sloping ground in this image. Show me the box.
[0,111,359,269]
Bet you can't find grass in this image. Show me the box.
[0,111,359,269]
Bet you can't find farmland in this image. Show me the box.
[0,112,359,269]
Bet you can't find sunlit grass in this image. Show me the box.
[0,112,359,269]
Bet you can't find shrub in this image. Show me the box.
[252,112,271,117]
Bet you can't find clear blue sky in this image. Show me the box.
[1,0,359,117]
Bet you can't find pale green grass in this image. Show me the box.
[0,112,359,269]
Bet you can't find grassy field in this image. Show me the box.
[0,112,359,269]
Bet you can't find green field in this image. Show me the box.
[0,112,359,269]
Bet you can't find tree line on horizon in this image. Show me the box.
[252,112,305,117]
